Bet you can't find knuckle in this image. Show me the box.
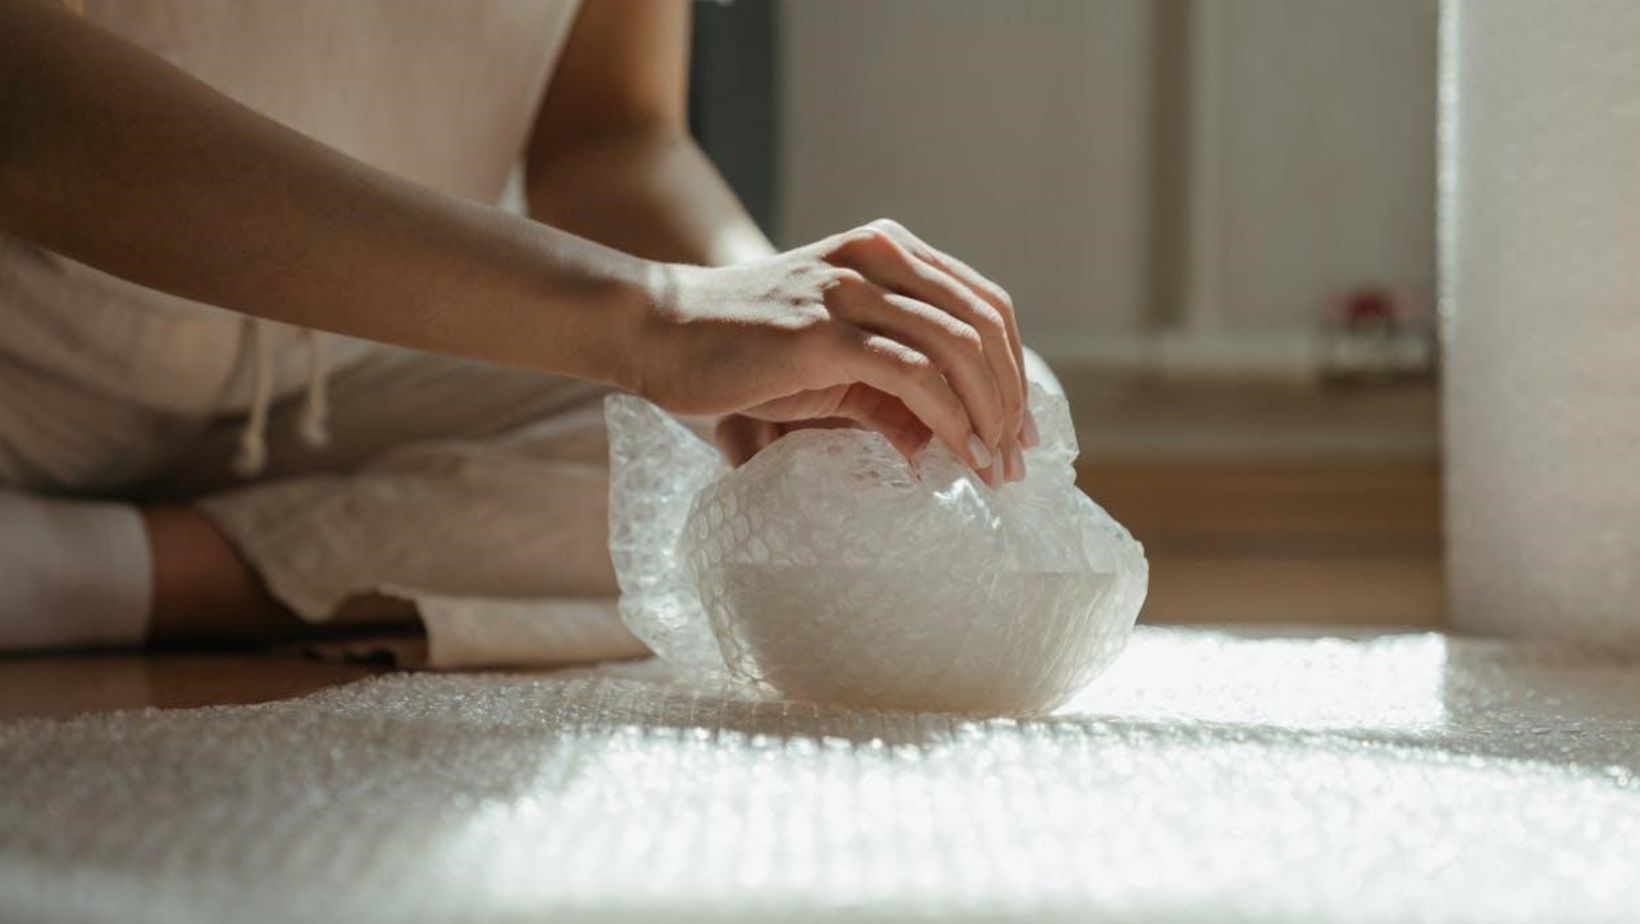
[1000,382,1025,416]
[771,298,836,340]
[868,217,908,237]
[853,225,898,254]
[832,226,896,260]
[990,284,1016,316]
[971,300,1008,336]
[823,266,868,293]
[792,305,833,332]
[896,348,936,379]
[948,319,984,352]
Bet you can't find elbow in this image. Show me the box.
[0,1,69,239]
[526,114,692,179]
[0,111,42,240]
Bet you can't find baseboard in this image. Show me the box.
[1031,329,1322,380]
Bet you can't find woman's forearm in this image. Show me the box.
[526,126,776,268]
[0,1,1032,462]
[0,0,648,386]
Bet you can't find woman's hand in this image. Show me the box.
[629,220,1037,485]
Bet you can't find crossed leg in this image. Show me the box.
[3,343,627,656]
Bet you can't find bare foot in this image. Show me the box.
[140,505,416,647]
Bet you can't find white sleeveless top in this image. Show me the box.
[0,0,581,416]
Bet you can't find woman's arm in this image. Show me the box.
[526,0,786,465]
[524,0,773,267]
[522,0,1034,478]
[0,0,646,385]
[0,0,1026,475]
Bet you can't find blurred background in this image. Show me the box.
[694,0,1441,629]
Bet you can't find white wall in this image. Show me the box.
[778,0,1438,375]
[778,0,1154,340]
[1213,0,1438,334]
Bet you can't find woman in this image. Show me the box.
[0,0,1035,659]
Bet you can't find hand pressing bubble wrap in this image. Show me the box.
[606,382,1148,715]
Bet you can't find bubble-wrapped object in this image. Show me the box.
[606,383,1148,715]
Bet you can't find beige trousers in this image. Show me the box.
[0,339,647,667]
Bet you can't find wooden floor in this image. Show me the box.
[1081,459,1442,628]
[1070,375,1443,629]
[0,377,1444,720]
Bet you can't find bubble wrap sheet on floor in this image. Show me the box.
[5,627,1640,923]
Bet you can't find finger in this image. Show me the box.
[830,279,1006,453]
[859,294,1004,487]
[830,227,1023,452]
[820,327,991,472]
[1002,437,1026,483]
[832,385,933,461]
[739,389,931,464]
[867,219,1038,448]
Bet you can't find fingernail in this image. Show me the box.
[988,456,1003,487]
[1021,409,1041,448]
[1008,442,1026,481]
[965,434,991,469]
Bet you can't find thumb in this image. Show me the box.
[833,384,932,460]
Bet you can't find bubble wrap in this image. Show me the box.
[606,385,1148,714]
[7,628,1640,922]
[1441,0,1640,643]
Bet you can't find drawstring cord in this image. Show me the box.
[232,320,272,476]
[232,319,332,477]
[298,328,331,449]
